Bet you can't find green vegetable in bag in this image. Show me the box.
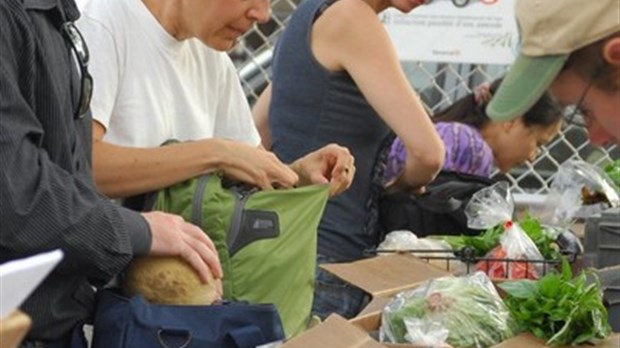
[381,272,517,348]
[604,159,620,189]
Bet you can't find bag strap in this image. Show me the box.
[226,326,266,348]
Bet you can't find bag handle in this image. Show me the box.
[157,328,192,348]
[226,325,266,348]
[413,180,492,214]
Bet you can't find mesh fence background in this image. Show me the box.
[230,0,618,194]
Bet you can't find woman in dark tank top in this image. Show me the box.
[252,0,445,320]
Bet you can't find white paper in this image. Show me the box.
[0,249,64,319]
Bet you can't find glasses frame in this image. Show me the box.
[564,65,603,128]
[61,22,93,120]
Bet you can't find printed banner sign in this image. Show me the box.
[381,0,518,64]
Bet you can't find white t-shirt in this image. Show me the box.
[77,0,260,148]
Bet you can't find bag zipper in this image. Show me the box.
[191,174,211,227]
[227,190,252,249]
[191,174,255,251]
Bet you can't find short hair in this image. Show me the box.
[563,32,620,91]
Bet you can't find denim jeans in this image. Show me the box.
[311,254,369,320]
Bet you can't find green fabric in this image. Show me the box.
[486,53,568,121]
[151,174,329,337]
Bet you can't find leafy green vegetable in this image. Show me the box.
[436,224,503,257]
[382,273,517,347]
[435,214,560,260]
[498,259,612,346]
[519,214,561,260]
[604,159,620,189]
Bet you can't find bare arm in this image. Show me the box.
[91,121,298,198]
[252,84,273,149]
[312,0,445,190]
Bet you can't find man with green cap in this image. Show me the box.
[487,0,620,146]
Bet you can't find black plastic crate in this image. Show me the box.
[598,265,620,332]
[584,207,620,269]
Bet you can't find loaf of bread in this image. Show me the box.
[122,256,219,305]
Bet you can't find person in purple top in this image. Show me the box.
[385,78,564,183]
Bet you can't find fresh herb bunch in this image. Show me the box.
[499,259,611,346]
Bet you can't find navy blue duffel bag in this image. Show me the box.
[92,289,285,348]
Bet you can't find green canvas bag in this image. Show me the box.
[142,174,329,337]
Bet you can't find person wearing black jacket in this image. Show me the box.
[0,1,222,345]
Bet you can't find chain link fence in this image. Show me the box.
[231,0,618,194]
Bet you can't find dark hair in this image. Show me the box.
[562,32,620,91]
[433,78,563,130]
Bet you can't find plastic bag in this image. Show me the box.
[465,182,545,279]
[539,159,619,227]
[380,272,517,348]
[465,181,513,230]
[377,231,467,274]
[377,230,453,253]
[403,319,450,348]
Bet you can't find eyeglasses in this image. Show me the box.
[61,22,93,119]
[564,66,602,128]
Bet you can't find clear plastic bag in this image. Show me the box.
[465,181,513,230]
[539,160,619,227]
[465,182,545,279]
[380,272,517,348]
[377,231,467,274]
[377,230,453,254]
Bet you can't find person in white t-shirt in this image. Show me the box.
[77,0,356,200]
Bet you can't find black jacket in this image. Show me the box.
[0,0,150,340]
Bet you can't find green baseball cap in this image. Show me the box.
[486,54,568,121]
[487,0,620,121]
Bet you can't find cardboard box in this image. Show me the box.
[352,311,620,348]
[351,312,421,348]
[321,253,450,319]
[308,254,451,347]
[492,332,620,348]
[0,310,32,348]
[281,314,386,348]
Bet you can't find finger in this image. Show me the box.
[334,159,355,182]
[256,176,275,191]
[200,247,223,280]
[183,225,223,279]
[181,222,219,259]
[328,180,346,197]
[215,279,223,299]
[180,247,213,284]
[269,165,298,188]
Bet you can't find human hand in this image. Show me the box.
[142,211,222,283]
[289,143,355,197]
[474,82,492,105]
[212,139,299,190]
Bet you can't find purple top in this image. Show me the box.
[384,122,494,183]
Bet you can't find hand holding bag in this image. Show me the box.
[92,290,285,348]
